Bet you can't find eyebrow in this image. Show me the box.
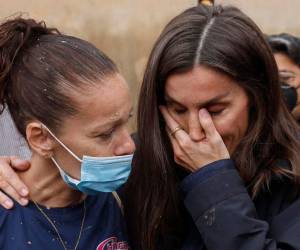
[90,107,134,132]
[165,92,230,108]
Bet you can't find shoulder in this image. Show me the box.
[262,183,300,243]
[265,159,299,203]
[254,162,300,224]
[0,206,9,227]
[0,204,17,223]
[0,204,23,244]
[85,192,124,215]
[83,193,127,234]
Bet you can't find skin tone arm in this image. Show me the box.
[0,156,30,208]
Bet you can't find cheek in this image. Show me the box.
[213,106,249,151]
[291,76,300,88]
[63,134,113,157]
[292,105,300,119]
[296,88,300,103]
[84,139,114,157]
[213,116,236,139]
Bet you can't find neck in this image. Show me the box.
[19,154,85,208]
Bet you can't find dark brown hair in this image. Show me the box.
[0,16,117,136]
[124,4,300,249]
[268,33,300,67]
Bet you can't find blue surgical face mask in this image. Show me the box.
[43,125,133,194]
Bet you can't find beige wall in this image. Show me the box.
[1,0,299,129]
[217,0,300,35]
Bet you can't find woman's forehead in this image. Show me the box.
[165,66,239,102]
[65,74,132,125]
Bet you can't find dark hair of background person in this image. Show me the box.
[267,33,300,67]
[124,4,300,249]
[0,17,118,137]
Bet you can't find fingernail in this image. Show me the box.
[20,198,29,206]
[21,188,29,196]
[15,159,23,164]
[199,109,209,118]
[4,200,13,209]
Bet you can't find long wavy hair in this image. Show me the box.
[124,4,300,249]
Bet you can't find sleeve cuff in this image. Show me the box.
[182,163,248,220]
[180,159,235,195]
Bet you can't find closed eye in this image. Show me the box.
[208,108,225,116]
[96,110,133,141]
[166,101,187,115]
[97,128,115,140]
[174,108,187,115]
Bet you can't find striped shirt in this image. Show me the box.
[0,108,31,159]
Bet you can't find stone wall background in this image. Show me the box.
[0,0,299,130]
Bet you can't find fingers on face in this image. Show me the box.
[160,106,191,144]
[160,106,178,131]
[166,127,182,155]
[166,127,190,167]
[198,109,221,141]
[161,106,221,143]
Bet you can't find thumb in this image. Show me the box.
[198,108,219,140]
[10,156,31,171]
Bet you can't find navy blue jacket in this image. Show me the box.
[0,193,130,250]
[179,159,300,250]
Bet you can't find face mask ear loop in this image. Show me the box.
[41,124,83,163]
[51,156,80,184]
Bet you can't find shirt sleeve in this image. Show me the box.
[180,159,234,195]
[180,159,300,250]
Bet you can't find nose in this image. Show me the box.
[114,128,136,156]
[188,111,205,141]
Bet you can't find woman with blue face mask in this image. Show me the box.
[4,3,300,250]
[0,17,134,250]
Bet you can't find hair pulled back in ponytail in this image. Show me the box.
[0,17,58,110]
[0,16,117,137]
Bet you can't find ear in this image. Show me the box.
[26,122,56,158]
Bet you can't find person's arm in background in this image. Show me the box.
[0,157,30,208]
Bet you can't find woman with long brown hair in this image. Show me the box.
[2,3,300,250]
[124,3,300,249]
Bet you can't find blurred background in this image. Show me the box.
[1,0,299,130]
